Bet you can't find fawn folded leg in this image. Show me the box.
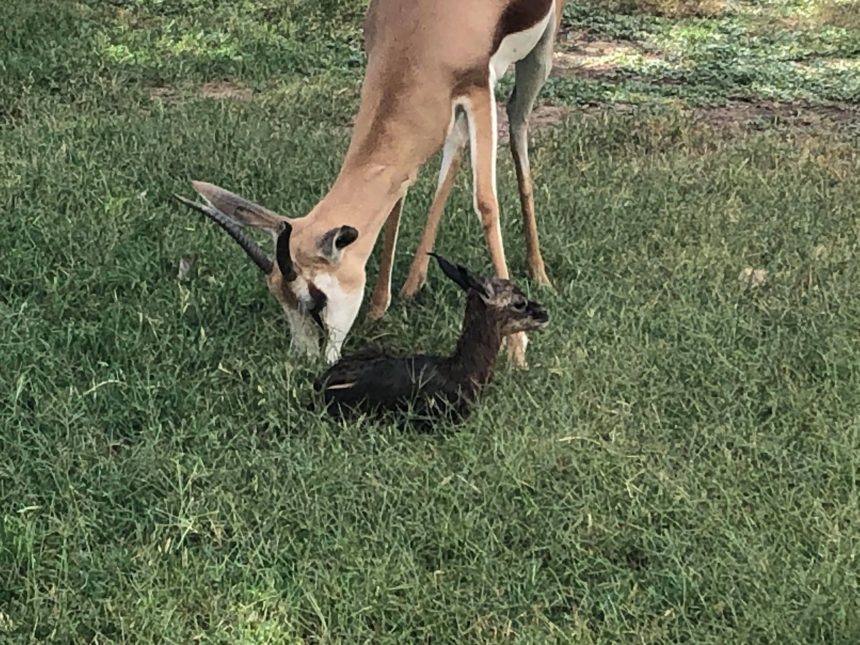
[368,195,405,320]
[464,86,529,369]
[506,17,555,287]
[401,110,469,298]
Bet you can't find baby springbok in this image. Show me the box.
[314,254,549,421]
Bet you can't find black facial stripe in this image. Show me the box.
[307,283,328,331]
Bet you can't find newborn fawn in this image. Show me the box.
[315,254,549,422]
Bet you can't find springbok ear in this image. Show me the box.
[275,222,297,282]
[317,225,359,262]
[191,181,289,233]
[429,253,489,298]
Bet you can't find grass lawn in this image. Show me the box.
[1,0,859,641]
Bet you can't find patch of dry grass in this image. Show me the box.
[599,0,726,18]
[816,0,860,30]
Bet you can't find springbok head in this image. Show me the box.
[174,181,364,362]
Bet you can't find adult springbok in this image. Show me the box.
[176,0,564,367]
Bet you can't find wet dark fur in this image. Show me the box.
[314,292,505,422]
[315,253,548,424]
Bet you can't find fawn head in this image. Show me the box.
[174,181,364,362]
[430,253,549,335]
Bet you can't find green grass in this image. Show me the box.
[550,0,860,106]
[1,0,859,642]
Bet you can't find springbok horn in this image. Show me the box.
[173,194,273,275]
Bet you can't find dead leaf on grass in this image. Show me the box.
[738,267,768,289]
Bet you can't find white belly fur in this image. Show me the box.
[489,2,554,82]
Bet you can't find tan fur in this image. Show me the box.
[192,0,565,365]
[368,196,404,320]
[399,150,464,296]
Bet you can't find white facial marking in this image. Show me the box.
[314,273,365,364]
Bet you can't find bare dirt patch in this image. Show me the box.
[552,30,664,78]
[817,0,860,30]
[690,101,859,130]
[496,105,571,143]
[148,85,178,102]
[199,81,254,101]
[598,0,725,18]
[553,39,662,78]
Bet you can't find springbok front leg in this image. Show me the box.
[506,17,556,287]
[368,195,405,320]
[401,110,469,298]
[464,85,529,369]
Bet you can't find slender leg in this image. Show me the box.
[464,86,528,368]
[368,195,405,320]
[401,110,469,298]
[465,88,508,278]
[507,16,556,287]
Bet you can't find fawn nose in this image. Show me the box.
[528,302,549,324]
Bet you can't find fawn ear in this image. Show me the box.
[275,222,297,281]
[430,253,489,298]
[191,181,289,233]
[317,225,359,263]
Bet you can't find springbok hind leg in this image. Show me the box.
[401,110,468,298]
[368,195,404,320]
[465,86,529,369]
[507,16,556,287]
